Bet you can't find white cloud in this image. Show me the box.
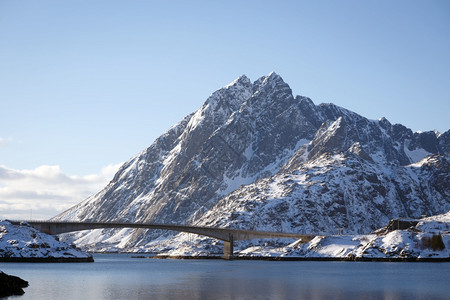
[0,163,122,220]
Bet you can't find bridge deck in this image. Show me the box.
[12,220,316,260]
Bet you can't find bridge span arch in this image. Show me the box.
[19,221,315,259]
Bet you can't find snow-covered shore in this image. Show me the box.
[157,212,450,261]
[0,220,93,262]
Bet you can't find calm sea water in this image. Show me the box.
[1,253,449,299]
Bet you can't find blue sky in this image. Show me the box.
[1,0,449,219]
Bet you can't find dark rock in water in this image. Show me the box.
[0,271,29,297]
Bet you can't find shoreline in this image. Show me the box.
[2,253,447,263]
[0,257,94,263]
[152,254,450,262]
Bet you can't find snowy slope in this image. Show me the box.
[53,72,449,253]
[235,212,450,259]
[0,220,92,260]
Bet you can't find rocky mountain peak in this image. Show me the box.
[224,74,251,88]
[252,72,291,97]
[54,73,449,252]
[203,75,252,111]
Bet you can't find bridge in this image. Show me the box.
[18,221,315,259]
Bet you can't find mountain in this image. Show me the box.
[53,72,450,252]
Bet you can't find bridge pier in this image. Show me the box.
[222,234,234,260]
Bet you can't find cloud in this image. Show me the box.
[0,163,122,220]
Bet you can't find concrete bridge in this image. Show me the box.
[20,220,315,259]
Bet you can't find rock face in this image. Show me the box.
[53,72,450,252]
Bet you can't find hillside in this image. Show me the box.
[0,220,92,261]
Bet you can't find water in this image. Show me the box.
[1,254,449,299]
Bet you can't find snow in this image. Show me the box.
[404,141,431,163]
[186,106,207,132]
[0,220,91,259]
[303,235,365,257]
[434,130,442,138]
[155,212,450,260]
[219,138,310,198]
[220,173,254,197]
[408,155,436,168]
[161,142,182,167]
[237,213,450,259]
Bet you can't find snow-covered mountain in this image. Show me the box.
[54,72,449,252]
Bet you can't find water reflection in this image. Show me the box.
[1,254,448,299]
